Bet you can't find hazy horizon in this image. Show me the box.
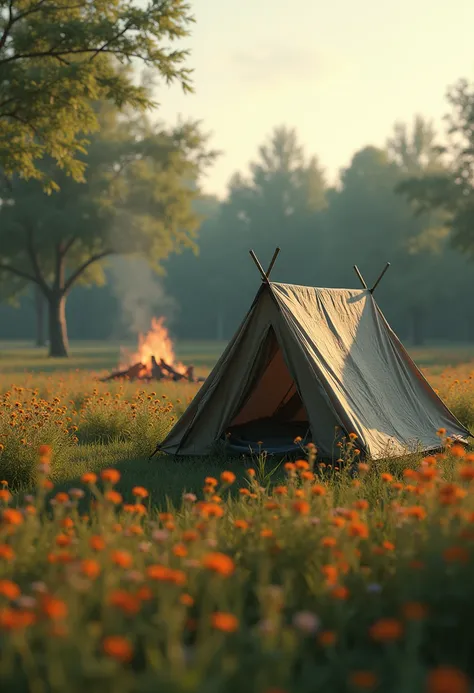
[153,0,474,197]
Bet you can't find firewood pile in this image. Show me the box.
[100,356,205,383]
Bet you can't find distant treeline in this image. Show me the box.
[2,121,474,346]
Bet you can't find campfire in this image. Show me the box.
[101,317,204,383]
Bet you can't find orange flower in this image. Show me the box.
[442,546,469,564]
[41,596,68,620]
[204,476,218,486]
[273,486,287,496]
[102,635,133,663]
[381,473,393,483]
[321,536,337,548]
[358,462,370,473]
[348,522,369,539]
[89,535,106,551]
[0,607,36,630]
[149,565,186,585]
[54,492,69,504]
[55,534,72,548]
[136,585,153,601]
[109,590,140,615]
[284,462,296,472]
[439,483,466,505]
[202,552,235,577]
[322,564,338,585]
[199,502,224,519]
[211,611,239,632]
[349,433,358,440]
[110,550,133,569]
[38,444,52,457]
[318,630,337,646]
[0,544,15,561]
[369,618,403,642]
[459,465,474,481]
[348,670,378,689]
[81,472,97,484]
[382,541,395,551]
[2,509,23,525]
[182,530,199,542]
[0,580,20,600]
[234,519,249,530]
[311,484,326,496]
[405,505,427,521]
[105,490,122,505]
[353,499,369,510]
[173,543,188,557]
[401,602,428,621]
[81,559,101,579]
[180,593,194,607]
[300,470,315,481]
[247,468,256,477]
[425,667,469,693]
[437,428,447,437]
[331,585,349,600]
[0,489,11,502]
[132,486,148,498]
[451,444,466,458]
[292,500,310,515]
[61,517,74,529]
[260,528,273,538]
[101,469,121,485]
[220,471,236,484]
[295,459,310,470]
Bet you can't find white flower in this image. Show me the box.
[292,611,320,634]
[183,493,197,502]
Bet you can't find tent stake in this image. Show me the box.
[353,265,368,289]
[249,250,269,282]
[370,262,390,294]
[265,247,281,279]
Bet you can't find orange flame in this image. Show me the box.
[120,317,186,375]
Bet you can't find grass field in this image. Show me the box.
[2,341,474,692]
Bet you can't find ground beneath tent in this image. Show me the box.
[224,418,311,455]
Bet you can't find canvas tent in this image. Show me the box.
[157,250,469,461]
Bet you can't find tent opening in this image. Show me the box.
[224,328,311,454]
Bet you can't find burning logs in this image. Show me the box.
[100,357,204,383]
[100,317,206,384]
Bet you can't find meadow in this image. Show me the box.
[1,341,474,692]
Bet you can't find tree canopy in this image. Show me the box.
[0,104,217,355]
[0,0,194,188]
[397,79,474,257]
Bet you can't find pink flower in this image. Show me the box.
[292,611,320,634]
[183,493,197,502]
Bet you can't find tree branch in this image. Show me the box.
[61,236,78,257]
[0,262,37,284]
[62,250,112,295]
[25,226,50,296]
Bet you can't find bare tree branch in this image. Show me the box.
[62,249,112,295]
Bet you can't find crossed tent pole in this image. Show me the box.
[249,246,390,295]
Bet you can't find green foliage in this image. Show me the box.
[0,0,194,188]
[397,78,474,257]
[0,102,217,355]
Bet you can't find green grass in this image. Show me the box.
[2,342,474,690]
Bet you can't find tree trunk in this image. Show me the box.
[34,285,46,347]
[410,307,425,346]
[47,292,69,357]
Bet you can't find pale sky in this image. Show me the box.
[154,0,474,198]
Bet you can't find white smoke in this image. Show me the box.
[108,256,177,338]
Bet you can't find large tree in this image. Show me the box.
[396,78,474,257]
[0,105,216,356]
[0,0,193,189]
